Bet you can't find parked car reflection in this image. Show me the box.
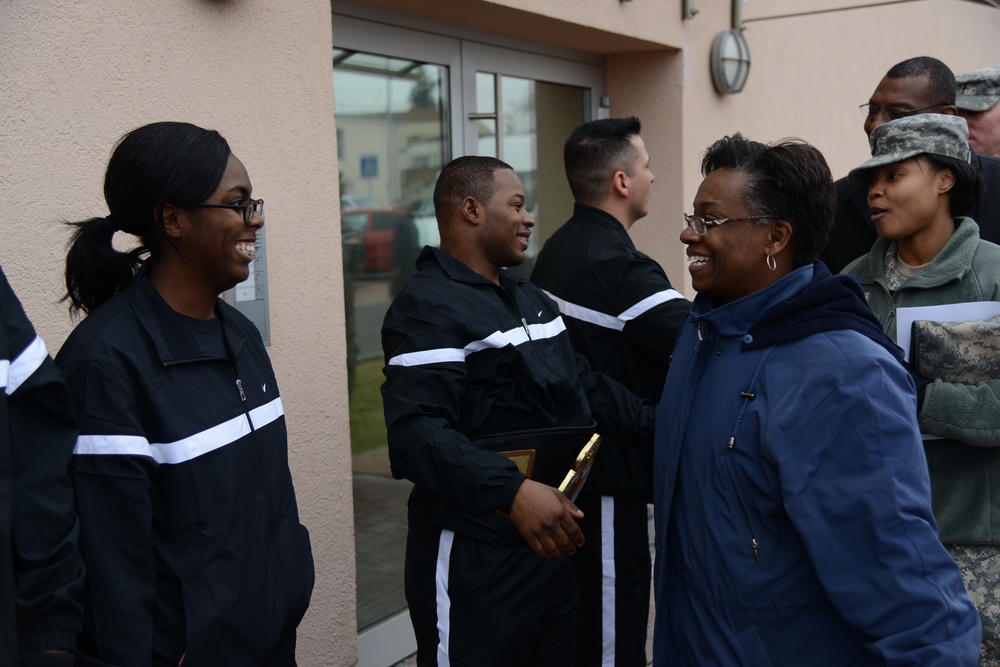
[342,207,407,274]
[411,198,440,250]
[341,201,444,300]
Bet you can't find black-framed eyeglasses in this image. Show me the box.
[192,198,264,223]
[858,102,949,123]
[683,213,774,236]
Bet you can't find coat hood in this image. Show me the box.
[744,261,904,362]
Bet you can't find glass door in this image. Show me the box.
[333,20,456,666]
[461,43,601,275]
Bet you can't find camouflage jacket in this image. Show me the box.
[845,217,1000,544]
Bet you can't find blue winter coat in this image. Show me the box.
[653,263,981,666]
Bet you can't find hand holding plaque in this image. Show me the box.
[558,434,602,503]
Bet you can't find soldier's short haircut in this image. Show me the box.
[434,156,514,220]
[886,56,958,106]
[564,117,642,203]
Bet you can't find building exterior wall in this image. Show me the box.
[2,0,1000,665]
[0,1,356,665]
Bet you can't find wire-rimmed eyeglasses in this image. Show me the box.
[683,213,774,236]
[193,198,265,223]
[858,102,949,124]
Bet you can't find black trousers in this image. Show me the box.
[570,494,651,667]
[405,526,580,667]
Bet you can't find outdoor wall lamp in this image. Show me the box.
[709,28,751,94]
[709,0,751,94]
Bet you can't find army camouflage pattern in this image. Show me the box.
[957,65,1000,113]
[947,543,1000,665]
[881,242,907,293]
[912,314,1000,383]
[848,113,971,184]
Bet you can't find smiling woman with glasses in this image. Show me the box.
[57,121,314,666]
[651,133,981,665]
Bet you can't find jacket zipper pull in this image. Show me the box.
[236,378,246,402]
[751,537,759,561]
[521,317,532,340]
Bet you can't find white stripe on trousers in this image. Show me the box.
[601,496,616,667]
[436,529,455,667]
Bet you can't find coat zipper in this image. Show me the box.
[688,318,757,559]
[719,346,770,563]
[230,353,296,625]
[499,282,566,379]
[722,456,760,562]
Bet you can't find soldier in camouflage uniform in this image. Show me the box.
[957,65,1000,159]
[844,113,1000,664]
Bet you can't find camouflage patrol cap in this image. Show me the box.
[956,65,1000,112]
[848,114,971,183]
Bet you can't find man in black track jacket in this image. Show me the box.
[381,156,655,667]
[530,117,689,667]
[0,267,84,667]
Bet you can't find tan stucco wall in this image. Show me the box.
[607,0,1000,295]
[0,1,356,665]
[351,0,683,53]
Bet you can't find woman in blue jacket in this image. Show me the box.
[653,133,980,665]
[57,122,314,667]
[844,113,1000,664]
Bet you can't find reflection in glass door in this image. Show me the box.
[333,49,450,637]
[469,72,589,276]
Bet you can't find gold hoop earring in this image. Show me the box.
[766,251,777,272]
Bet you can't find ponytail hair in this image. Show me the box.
[65,121,231,315]
[64,216,146,315]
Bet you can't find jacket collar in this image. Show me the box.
[417,245,525,290]
[570,203,635,248]
[691,262,903,361]
[129,265,247,364]
[691,264,816,338]
[851,217,979,289]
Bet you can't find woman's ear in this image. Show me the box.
[768,219,794,255]
[162,204,183,239]
[937,167,957,196]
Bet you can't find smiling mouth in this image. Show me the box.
[236,241,256,259]
[688,255,710,266]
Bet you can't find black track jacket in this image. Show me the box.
[531,204,689,499]
[56,272,314,667]
[0,267,84,664]
[381,247,654,542]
